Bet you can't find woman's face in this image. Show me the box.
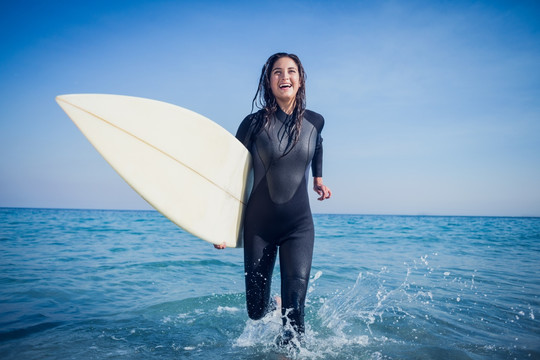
[269,56,301,109]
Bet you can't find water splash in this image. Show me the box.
[234,303,282,348]
[232,268,392,359]
[316,267,414,343]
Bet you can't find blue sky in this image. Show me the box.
[1,0,539,216]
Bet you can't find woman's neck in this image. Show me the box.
[277,99,295,115]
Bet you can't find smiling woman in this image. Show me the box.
[214,52,332,347]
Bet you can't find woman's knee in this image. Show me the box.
[247,306,266,320]
[246,292,276,320]
[246,297,270,320]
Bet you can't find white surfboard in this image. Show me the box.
[56,94,251,248]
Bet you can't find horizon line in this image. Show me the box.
[1,206,538,219]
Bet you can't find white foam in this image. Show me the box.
[217,306,240,313]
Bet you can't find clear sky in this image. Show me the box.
[1,0,539,216]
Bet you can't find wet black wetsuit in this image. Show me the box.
[236,107,324,334]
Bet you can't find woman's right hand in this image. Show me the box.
[214,243,226,250]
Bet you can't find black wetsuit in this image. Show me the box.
[236,107,324,334]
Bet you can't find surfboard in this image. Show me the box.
[56,94,252,248]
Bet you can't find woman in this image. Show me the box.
[215,52,331,344]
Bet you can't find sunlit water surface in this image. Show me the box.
[1,208,539,359]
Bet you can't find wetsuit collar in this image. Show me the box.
[276,107,293,123]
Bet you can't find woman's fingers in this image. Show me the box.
[316,185,332,201]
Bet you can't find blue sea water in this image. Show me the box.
[0,208,539,359]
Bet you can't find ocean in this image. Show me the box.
[0,208,538,359]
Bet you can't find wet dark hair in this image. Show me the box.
[250,52,306,154]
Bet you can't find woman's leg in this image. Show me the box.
[244,234,278,320]
[278,227,314,334]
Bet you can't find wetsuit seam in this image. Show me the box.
[307,125,316,173]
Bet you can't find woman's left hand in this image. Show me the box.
[313,177,332,201]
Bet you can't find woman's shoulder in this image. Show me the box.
[240,109,264,126]
[236,109,264,144]
[304,109,324,131]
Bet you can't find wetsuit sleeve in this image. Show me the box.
[312,133,323,178]
[305,110,324,178]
